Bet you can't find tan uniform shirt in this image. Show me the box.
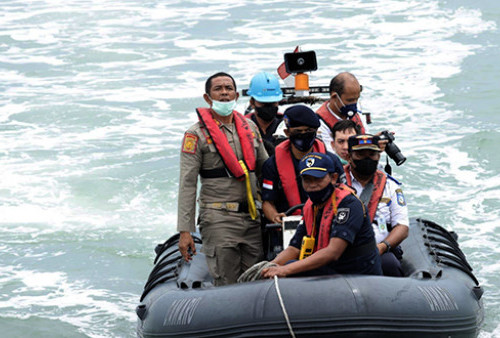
[177,114,268,233]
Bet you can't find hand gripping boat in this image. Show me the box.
[136,218,484,337]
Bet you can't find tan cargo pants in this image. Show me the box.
[198,208,263,286]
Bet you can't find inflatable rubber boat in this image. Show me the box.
[136,218,484,337]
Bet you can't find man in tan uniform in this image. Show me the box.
[177,72,268,286]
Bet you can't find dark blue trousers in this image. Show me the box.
[381,252,403,277]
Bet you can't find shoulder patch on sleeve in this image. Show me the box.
[182,133,198,154]
[335,208,350,224]
[395,188,406,206]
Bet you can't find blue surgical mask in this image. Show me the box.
[211,98,237,116]
[336,93,358,118]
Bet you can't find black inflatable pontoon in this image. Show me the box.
[136,218,484,337]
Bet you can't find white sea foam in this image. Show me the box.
[0,265,136,338]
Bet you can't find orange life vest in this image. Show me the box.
[275,139,326,215]
[196,108,256,180]
[316,101,366,133]
[303,184,354,250]
[344,165,386,222]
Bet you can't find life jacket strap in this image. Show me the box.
[239,160,258,220]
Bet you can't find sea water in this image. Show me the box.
[0,1,499,337]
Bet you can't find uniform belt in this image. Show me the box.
[199,201,249,213]
[341,241,378,260]
[200,167,231,178]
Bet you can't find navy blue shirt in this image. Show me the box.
[289,194,382,275]
[262,150,344,214]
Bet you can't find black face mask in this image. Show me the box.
[289,131,316,152]
[307,182,334,205]
[255,105,278,122]
[353,158,378,176]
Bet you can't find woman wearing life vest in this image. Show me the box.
[261,152,382,278]
[261,105,337,223]
[344,134,409,277]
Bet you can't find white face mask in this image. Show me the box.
[211,98,237,116]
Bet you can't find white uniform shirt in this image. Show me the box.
[317,119,335,153]
[349,172,409,243]
[316,104,345,154]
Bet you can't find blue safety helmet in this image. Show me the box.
[247,72,283,103]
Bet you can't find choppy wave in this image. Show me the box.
[0,0,498,337]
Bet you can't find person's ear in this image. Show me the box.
[203,93,212,106]
[331,172,339,184]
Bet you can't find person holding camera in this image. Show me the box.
[261,105,342,223]
[246,72,284,155]
[344,134,409,277]
[316,72,366,153]
[177,72,269,286]
[261,152,382,278]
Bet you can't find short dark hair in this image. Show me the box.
[328,72,361,95]
[205,72,237,94]
[331,120,361,140]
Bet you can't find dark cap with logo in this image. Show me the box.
[299,152,344,178]
[283,105,320,129]
[348,134,382,152]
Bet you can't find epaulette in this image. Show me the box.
[386,173,402,185]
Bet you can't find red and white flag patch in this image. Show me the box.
[263,179,274,190]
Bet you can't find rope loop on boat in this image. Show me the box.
[274,276,296,338]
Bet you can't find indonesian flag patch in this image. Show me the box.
[182,133,198,154]
[263,179,273,190]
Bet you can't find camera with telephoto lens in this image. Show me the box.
[377,130,406,166]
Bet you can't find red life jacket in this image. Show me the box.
[196,108,256,180]
[275,139,326,215]
[316,101,366,133]
[344,165,386,222]
[303,184,354,251]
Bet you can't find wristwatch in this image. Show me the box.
[381,240,391,253]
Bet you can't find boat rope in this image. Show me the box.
[237,261,277,283]
[274,276,296,338]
